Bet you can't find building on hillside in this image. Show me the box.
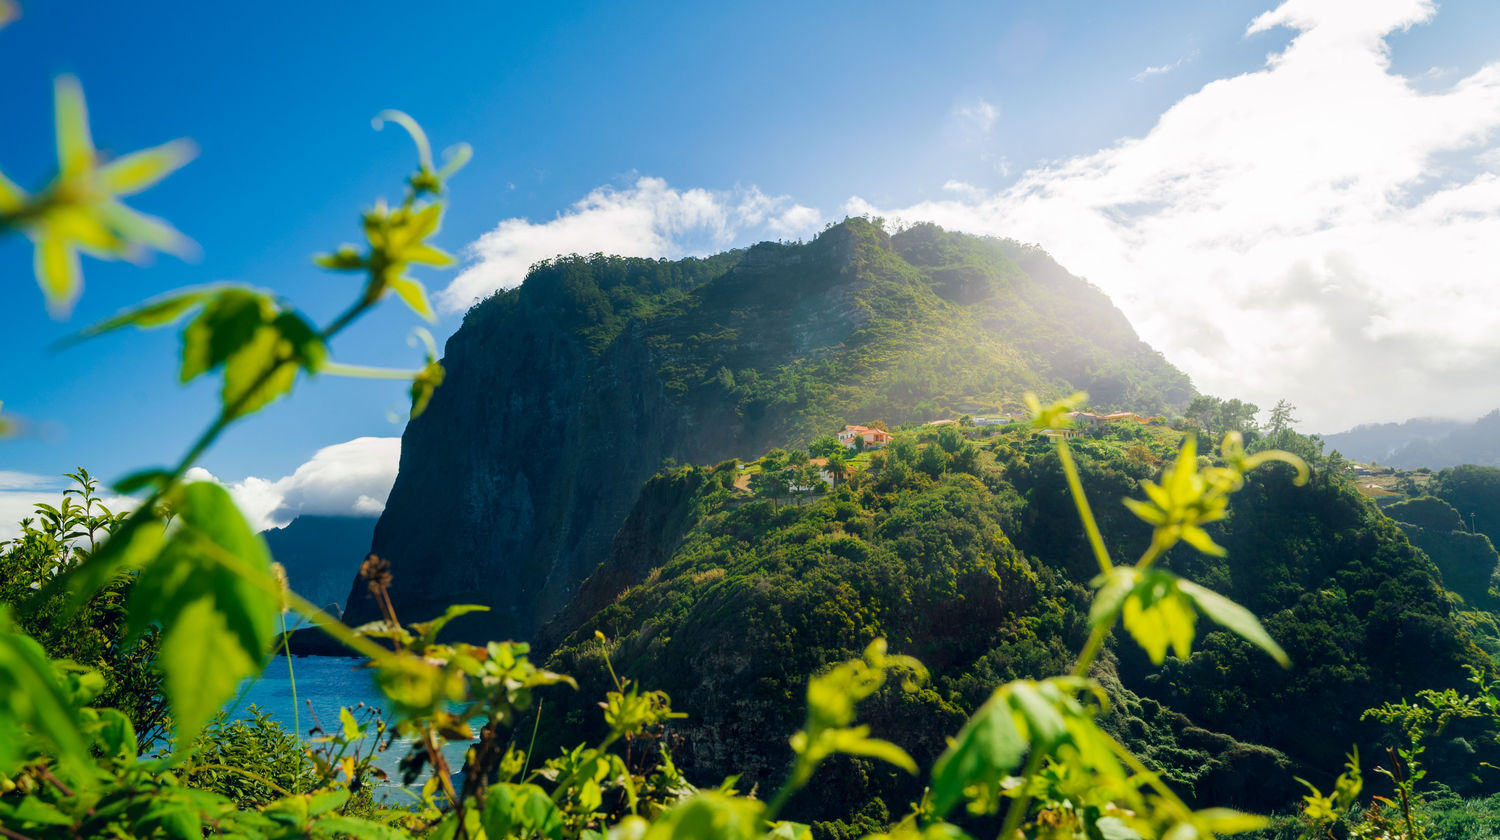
[1065,411,1149,428]
[838,424,892,448]
[1065,411,1104,428]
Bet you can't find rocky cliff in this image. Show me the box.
[346,219,1192,639]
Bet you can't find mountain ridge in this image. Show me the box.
[345,219,1192,640]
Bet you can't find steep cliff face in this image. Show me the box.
[348,220,1192,639]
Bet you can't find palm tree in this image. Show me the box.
[825,450,851,487]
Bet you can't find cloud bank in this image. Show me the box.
[443,0,1500,433]
[848,0,1500,432]
[187,436,401,532]
[441,178,822,312]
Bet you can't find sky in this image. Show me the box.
[3,0,1499,536]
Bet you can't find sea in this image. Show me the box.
[230,655,474,803]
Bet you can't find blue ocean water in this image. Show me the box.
[229,654,472,802]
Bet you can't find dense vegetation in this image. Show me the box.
[538,419,1499,829]
[6,31,1500,840]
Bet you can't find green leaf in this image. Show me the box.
[54,75,94,178]
[35,231,81,316]
[1178,580,1290,667]
[0,168,28,213]
[767,822,813,840]
[0,617,89,774]
[306,789,350,816]
[114,468,174,494]
[128,483,277,743]
[1179,524,1228,557]
[641,793,763,840]
[829,729,917,774]
[74,287,213,340]
[1007,681,1068,748]
[98,138,198,196]
[483,783,565,840]
[929,690,1027,817]
[1089,567,1137,630]
[7,796,75,826]
[50,512,165,615]
[180,289,271,382]
[312,815,412,840]
[1121,570,1197,665]
[410,359,445,419]
[339,706,362,741]
[219,311,325,419]
[409,603,489,650]
[1193,808,1269,835]
[1094,816,1144,840]
[402,243,455,267]
[388,276,436,322]
[82,706,139,761]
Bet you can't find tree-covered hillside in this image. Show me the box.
[355,219,1194,641]
[536,422,1493,828]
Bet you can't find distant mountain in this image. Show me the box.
[1323,410,1500,469]
[260,515,376,617]
[349,219,1194,641]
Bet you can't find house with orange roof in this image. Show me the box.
[837,424,892,448]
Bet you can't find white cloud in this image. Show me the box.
[0,439,399,542]
[1133,48,1200,82]
[955,99,999,136]
[187,437,401,532]
[843,0,1500,432]
[441,178,822,312]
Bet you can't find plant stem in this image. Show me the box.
[280,611,302,792]
[1071,622,1111,679]
[521,699,543,777]
[1056,439,1112,575]
[762,777,796,825]
[997,748,1046,840]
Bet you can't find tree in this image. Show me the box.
[917,443,947,479]
[751,468,789,510]
[1186,395,1219,435]
[951,443,981,476]
[937,426,964,454]
[810,434,842,458]
[825,450,852,487]
[797,464,823,504]
[1265,399,1298,434]
[1216,398,1260,436]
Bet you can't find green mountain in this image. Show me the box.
[347,219,1192,639]
[533,424,1494,826]
[259,515,376,617]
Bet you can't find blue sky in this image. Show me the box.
[4,0,1500,530]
